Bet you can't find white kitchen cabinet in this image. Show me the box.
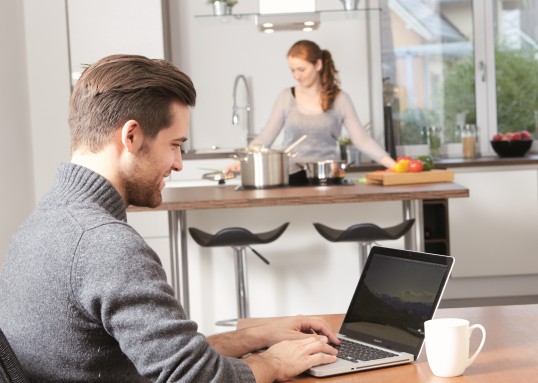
[449,165,538,277]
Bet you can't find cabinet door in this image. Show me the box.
[449,167,538,277]
[67,0,165,86]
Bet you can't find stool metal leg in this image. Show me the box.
[358,242,371,275]
[233,246,250,318]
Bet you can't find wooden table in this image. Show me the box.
[129,182,469,317]
[237,304,538,382]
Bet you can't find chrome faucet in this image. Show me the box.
[232,74,254,146]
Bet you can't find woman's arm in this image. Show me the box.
[337,92,396,169]
[249,89,290,147]
[225,90,291,174]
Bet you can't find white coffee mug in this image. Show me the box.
[424,318,486,377]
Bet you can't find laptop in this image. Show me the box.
[309,246,454,377]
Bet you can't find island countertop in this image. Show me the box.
[128,181,469,212]
[128,181,469,316]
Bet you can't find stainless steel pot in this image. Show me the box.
[235,148,293,188]
[302,160,348,185]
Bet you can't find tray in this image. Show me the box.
[365,169,454,186]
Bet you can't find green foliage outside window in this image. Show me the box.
[443,46,538,135]
[398,46,538,145]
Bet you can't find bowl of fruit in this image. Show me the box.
[491,131,533,157]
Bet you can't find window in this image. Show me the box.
[380,0,538,157]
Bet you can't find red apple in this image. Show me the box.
[511,132,522,140]
[492,133,504,141]
[521,130,532,140]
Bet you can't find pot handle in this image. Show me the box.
[233,154,249,162]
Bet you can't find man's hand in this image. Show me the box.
[244,336,338,382]
[208,315,340,360]
[255,315,340,348]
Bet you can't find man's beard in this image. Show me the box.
[124,175,163,208]
[122,149,163,208]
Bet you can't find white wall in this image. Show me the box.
[170,0,380,151]
[24,0,72,203]
[0,0,34,264]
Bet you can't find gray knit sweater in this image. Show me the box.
[252,88,389,173]
[0,163,255,382]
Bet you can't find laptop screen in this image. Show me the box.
[340,246,453,358]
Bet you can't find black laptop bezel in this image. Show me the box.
[339,246,454,359]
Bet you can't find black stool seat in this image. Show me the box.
[313,219,415,243]
[189,222,289,326]
[189,223,289,248]
[313,219,415,275]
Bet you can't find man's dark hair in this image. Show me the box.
[69,54,196,152]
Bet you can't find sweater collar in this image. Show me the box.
[53,163,127,222]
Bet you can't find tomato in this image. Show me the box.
[417,155,433,171]
[408,160,424,172]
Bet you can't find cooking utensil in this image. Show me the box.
[284,134,308,154]
[235,147,294,189]
[202,171,237,185]
[302,160,349,185]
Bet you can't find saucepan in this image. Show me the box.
[235,147,295,189]
[301,160,352,185]
[235,135,307,189]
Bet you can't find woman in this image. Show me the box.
[228,40,396,185]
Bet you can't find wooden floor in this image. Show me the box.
[440,294,538,308]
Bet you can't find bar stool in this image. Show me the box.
[188,222,289,326]
[313,219,415,275]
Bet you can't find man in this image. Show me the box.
[0,55,339,382]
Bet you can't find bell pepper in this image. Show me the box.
[392,159,410,173]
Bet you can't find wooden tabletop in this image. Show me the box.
[129,182,469,212]
[237,304,538,382]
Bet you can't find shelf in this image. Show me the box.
[423,199,450,256]
[194,8,381,23]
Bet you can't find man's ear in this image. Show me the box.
[120,120,143,153]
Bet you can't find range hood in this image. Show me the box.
[256,12,320,33]
[257,0,318,33]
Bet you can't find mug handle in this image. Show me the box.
[467,324,486,367]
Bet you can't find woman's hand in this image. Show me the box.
[224,161,241,175]
[379,155,397,169]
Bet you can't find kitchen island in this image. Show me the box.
[129,182,469,318]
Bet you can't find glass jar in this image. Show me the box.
[428,126,443,159]
[462,124,477,158]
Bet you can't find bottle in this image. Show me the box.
[462,124,477,158]
[428,126,443,159]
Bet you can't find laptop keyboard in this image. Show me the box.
[335,338,398,363]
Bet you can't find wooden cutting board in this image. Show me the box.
[365,169,454,186]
